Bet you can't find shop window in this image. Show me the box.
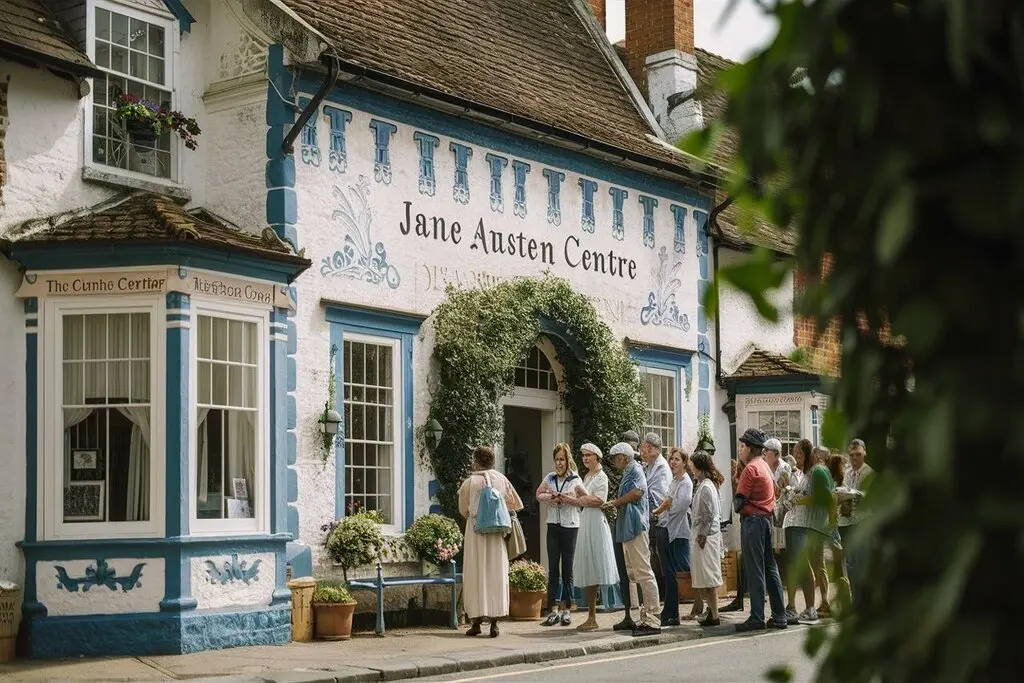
[194,311,264,531]
[89,1,176,179]
[641,368,676,453]
[343,336,400,525]
[747,409,802,457]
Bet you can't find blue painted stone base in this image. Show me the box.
[21,605,291,659]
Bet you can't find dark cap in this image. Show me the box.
[621,430,640,445]
[739,428,766,449]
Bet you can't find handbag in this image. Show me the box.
[474,472,511,535]
[506,510,527,559]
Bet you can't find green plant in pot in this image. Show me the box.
[404,514,463,575]
[112,93,201,150]
[311,582,357,641]
[696,411,716,455]
[508,559,546,621]
[322,508,385,583]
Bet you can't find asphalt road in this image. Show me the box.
[416,627,818,682]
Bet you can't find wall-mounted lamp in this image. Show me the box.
[424,418,444,452]
[319,402,342,451]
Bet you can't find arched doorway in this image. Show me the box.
[496,337,571,570]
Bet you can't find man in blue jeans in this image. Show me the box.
[733,428,787,632]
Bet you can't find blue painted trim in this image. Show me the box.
[23,299,39,616]
[266,44,298,252]
[325,305,422,529]
[630,346,693,442]
[296,75,713,211]
[18,534,293,560]
[270,308,289,538]
[161,0,195,35]
[694,210,711,417]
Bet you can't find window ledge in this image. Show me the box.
[82,166,191,202]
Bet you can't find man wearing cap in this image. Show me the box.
[733,428,788,632]
[604,441,661,636]
[639,433,673,621]
[839,438,874,608]
[611,430,641,631]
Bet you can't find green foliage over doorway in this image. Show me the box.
[426,275,645,518]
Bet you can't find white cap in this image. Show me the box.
[580,442,602,458]
[609,442,634,458]
[764,438,782,453]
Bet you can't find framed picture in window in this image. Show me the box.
[72,449,99,470]
[231,478,249,501]
[64,481,105,521]
[226,498,252,519]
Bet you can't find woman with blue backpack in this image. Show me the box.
[458,445,524,637]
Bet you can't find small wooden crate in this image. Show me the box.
[722,551,739,593]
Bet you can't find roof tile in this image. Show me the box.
[0,0,100,77]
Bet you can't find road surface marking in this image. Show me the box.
[446,629,802,682]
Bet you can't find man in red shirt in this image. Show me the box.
[733,428,788,632]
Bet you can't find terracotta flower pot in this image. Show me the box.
[313,601,357,640]
[508,589,545,621]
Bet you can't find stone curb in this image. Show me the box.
[196,624,737,683]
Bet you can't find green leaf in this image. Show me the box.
[875,184,914,264]
[820,408,847,450]
[702,277,720,321]
[765,665,793,683]
[804,624,830,657]
[676,122,723,160]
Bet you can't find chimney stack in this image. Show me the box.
[622,0,701,142]
[587,0,607,29]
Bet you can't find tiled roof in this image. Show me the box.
[277,0,716,181]
[728,347,818,380]
[1,192,311,266]
[0,0,102,78]
[693,48,796,255]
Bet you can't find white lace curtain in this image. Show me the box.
[63,313,150,521]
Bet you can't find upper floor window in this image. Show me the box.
[89,1,175,179]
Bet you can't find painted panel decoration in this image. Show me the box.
[485,153,508,213]
[55,559,145,592]
[671,204,687,254]
[205,554,262,585]
[542,168,566,226]
[297,97,321,167]
[639,195,658,248]
[320,177,401,289]
[640,246,691,332]
[450,142,473,204]
[610,187,628,241]
[512,160,531,218]
[695,209,709,258]
[413,131,440,196]
[324,105,353,174]
[368,119,398,184]
[579,178,597,233]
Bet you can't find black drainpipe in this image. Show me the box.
[282,53,340,155]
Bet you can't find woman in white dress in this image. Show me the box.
[567,442,619,632]
[458,445,524,637]
[689,451,724,627]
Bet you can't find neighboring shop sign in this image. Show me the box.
[16,267,294,309]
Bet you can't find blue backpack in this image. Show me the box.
[474,472,511,535]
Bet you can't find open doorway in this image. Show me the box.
[503,406,543,562]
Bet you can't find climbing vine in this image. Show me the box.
[426,275,646,518]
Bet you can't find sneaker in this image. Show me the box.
[631,622,662,637]
[612,617,636,631]
[768,619,788,630]
[798,608,819,624]
[735,619,767,633]
[785,608,800,625]
[660,617,680,627]
[541,612,560,626]
[560,610,572,626]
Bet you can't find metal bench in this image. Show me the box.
[347,560,461,635]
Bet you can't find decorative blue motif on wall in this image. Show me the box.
[413,132,439,196]
[297,97,321,167]
[368,119,398,184]
[55,559,145,592]
[485,153,508,213]
[324,105,353,174]
[639,195,658,248]
[512,161,530,218]
[694,209,711,416]
[610,187,628,241]
[542,169,566,226]
[696,210,709,257]
[671,205,687,253]
[204,554,263,585]
[640,246,691,332]
[320,176,401,289]
[579,178,598,233]
[450,142,473,204]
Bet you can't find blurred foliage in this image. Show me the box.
[689,0,1024,679]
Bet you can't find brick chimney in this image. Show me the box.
[622,0,700,141]
[587,0,606,29]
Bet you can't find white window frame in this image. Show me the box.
[341,332,404,534]
[188,300,270,536]
[84,0,181,184]
[40,295,165,540]
[638,365,678,453]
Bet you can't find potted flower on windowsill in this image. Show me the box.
[112,93,201,150]
[312,582,357,640]
[404,513,463,576]
[508,559,546,620]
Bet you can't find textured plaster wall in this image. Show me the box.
[36,558,164,616]
[203,102,266,229]
[718,247,795,371]
[189,552,275,610]
[0,260,26,586]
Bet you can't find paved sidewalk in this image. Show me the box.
[0,607,756,682]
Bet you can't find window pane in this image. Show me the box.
[228,320,243,362]
[111,12,129,46]
[198,315,211,359]
[212,364,228,405]
[96,8,111,41]
[95,42,110,69]
[148,24,165,56]
[129,18,147,51]
[212,318,228,360]
[110,45,129,74]
[149,57,165,85]
[63,363,84,405]
[641,371,675,454]
[130,50,147,80]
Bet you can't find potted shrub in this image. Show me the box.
[404,513,463,575]
[696,411,716,455]
[322,508,386,582]
[508,559,546,620]
[312,583,357,640]
[112,93,201,150]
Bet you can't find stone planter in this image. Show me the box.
[507,589,544,621]
[313,601,357,640]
